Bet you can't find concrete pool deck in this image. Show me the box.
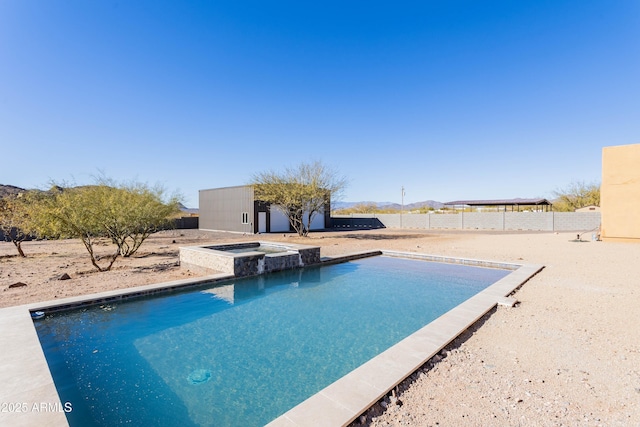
[0,252,542,427]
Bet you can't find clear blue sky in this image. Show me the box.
[1,1,639,207]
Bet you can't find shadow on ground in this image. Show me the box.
[349,307,498,426]
[333,234,423,240]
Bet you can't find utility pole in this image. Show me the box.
[401,186,405,228]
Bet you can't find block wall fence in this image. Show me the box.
[332,212,601,232]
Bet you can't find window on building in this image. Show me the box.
[241,212,249,224]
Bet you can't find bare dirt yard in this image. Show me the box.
[1,228,639,426]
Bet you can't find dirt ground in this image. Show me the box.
[1,228,638,426]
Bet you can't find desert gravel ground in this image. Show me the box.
[1,228,638,426]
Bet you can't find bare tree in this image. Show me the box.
[252,161,348,236]
[553,181,600,212]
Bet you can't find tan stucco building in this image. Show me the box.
[601,143,640,242]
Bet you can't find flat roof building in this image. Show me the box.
[199,185,329,234]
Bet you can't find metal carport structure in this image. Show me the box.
[443,198,553,212]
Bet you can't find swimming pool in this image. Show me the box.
[34,256,509,427]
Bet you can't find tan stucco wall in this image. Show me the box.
[601,143,640,242]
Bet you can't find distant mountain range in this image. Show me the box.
[0,184,198,212]
[178,203,199,214]
[333,200,444,210]
[0,184,27,198]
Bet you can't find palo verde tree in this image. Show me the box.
[252,160,347,236]
[0,193,31,257]
[552,181,600,212]
[95,178,182,257]
[28,186,115,271]
[29,181,181,272]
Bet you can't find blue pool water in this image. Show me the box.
[224,245,288,254]
[35,256,509,427]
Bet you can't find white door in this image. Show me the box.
[258,212,267,233]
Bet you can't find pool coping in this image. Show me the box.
[0,251,543,427]
[265,252,543,426]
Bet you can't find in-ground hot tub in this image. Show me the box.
[179,242,321,277]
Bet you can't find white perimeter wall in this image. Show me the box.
[333,212,601,232]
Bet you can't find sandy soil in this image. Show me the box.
[1,229,638,426]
